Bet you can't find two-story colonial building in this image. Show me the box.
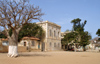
[37,21,61,51]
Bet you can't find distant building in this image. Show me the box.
[61,31,81,51]
[19,37,41,51]
[61,31,71,50]
[89,37,100,50]
[61,31,71,39]
[0,38,8,53]
[0,38,8,46]
[37,21,61,51]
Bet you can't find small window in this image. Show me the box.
[50,30,52,37]
[49,42,52,47]
[32,41,35,46]
[54,43,56,47]
[58,43,60,47]
[54,31,56,37]
[58,32,59,37]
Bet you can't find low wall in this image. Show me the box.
[0,46,8,53]
[0,46,27,53]
[18,46,27,52]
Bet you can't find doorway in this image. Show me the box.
[24,42,26,46]
[41,42,45,51]
[38,42,40,49]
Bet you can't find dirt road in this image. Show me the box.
[0,51,100,64]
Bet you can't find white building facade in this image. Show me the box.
[37,21,61,51]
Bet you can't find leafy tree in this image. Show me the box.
[65,29,70,32]
[71,18,91,51]
[80,31,91,51]
[71,18,87,32]
[0,0,43,57]
[96,29,100,36]
[0,32,7,38]
[18,23,45,42]
[71,18,87,42]
[62,31,78,45]
[0,23,45,42]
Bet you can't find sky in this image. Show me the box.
[30,0,99,39]
[0,0,99,39]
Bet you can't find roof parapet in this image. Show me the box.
[36,20,61,28]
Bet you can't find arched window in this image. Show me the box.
[58,32,59,37]
[50,29,52,37]
[32,41,35,46]
[54,30,56,37]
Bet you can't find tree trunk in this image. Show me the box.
[74,44,76,52]
[7,30,19,57]
[8,45,18,57]
[83,46,86,51]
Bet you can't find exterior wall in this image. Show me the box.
[47,39,61,51]
[2,41,8,46]
[19,40,41,50]
[31,40,41,49]
[89,43,95,49]
[46,23,61,51]
[61,31,71,39]
[19,40,29,46]
[0,39,9,46]
[37,21,61,51]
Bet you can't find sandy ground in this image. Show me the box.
[0,51,100,64]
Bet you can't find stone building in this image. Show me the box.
[61,31,71,39]
[37,21,61,51]
[89,37,100,50]
[19,37,41,50]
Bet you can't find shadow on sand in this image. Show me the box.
[18,53,51,57]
